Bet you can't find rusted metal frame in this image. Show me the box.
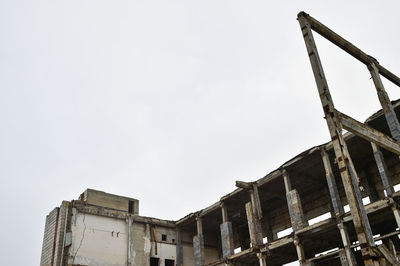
[337,110,400,155]
[368,62,400,141]
[298,14,379,265]
[297,12,400,87]
[321,149,356,266]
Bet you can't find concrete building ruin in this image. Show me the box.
[41,12,400,266]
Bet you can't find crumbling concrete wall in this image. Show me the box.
[84,189,139,214]
[68,211,128,266]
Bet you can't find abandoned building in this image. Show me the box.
[40,12,400,266]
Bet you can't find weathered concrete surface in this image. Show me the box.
[84,189,139,214]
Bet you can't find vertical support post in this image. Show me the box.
[371,142,400,229]
[127,216,133,266]
[193,216,204,266]
[371,142,395,197]
[220,203,234,260]
[294,235,306,263]
[298,13,378,265]
[368,63,400,141]
[283,169,292,193]
[250,183,263,220]
[249,184,268,265]
[245,201,267,266]
[283,170,308,265]
[264,215,276,242]
[321,149,356,266]
[245,202,263,247]
[176,228,183,266]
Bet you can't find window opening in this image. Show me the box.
[165,259,174,266]
[150,257,159,266]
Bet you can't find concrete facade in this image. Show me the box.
[41,13,400,266]
[40,189,204,266]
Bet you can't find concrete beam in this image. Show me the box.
[297,12,400,87]
[338,110,400,155]
[298,14,379,265]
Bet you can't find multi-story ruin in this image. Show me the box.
[41,12,400,266]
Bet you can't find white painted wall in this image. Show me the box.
[151,242,176,266]
[69,211,128,266]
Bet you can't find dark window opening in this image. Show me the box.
[165,259,174,266]
[128,200,134,214]
[150,257,159,266]
[172,238,175,243]
[161,234,167,241]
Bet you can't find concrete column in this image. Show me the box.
[245,201,266,266]
[127,216,133,266]
[371,142,400,231]
[283,169,292,193]
[283,170,308,265]
[193,216,205,266]
[298,13,379,265]
[220,203,234,260]
[371,143,395,197]
[250,183,263,220]
[321,149,356,266]
[176,228,183,266]
[368,63,400,141]
[264,215,276,242]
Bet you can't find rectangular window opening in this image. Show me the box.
[308,212,331,225]
[362,197,370,205]
[283,261,300,266]
[128,200,134,214]
[234,247,241,254]
[150,257,159,266]
[165,259,174,266]
[277,227,293,238]
[314,247,339,257]
[162,234,167,241]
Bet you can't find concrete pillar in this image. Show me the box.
[176,228,183,266]
[193,216,205,266]
[220,203,234,260]
[127,216,133,266]
[371,143,395,197]
[245,201,266,266]
[298,13,379,265]
[321,149,356,266]
[283,170,308,265]
[368,63,400,142]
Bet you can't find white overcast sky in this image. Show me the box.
[1,0,400,265]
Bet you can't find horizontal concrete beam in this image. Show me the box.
[338,110,400,155]
[297,11,400,87]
